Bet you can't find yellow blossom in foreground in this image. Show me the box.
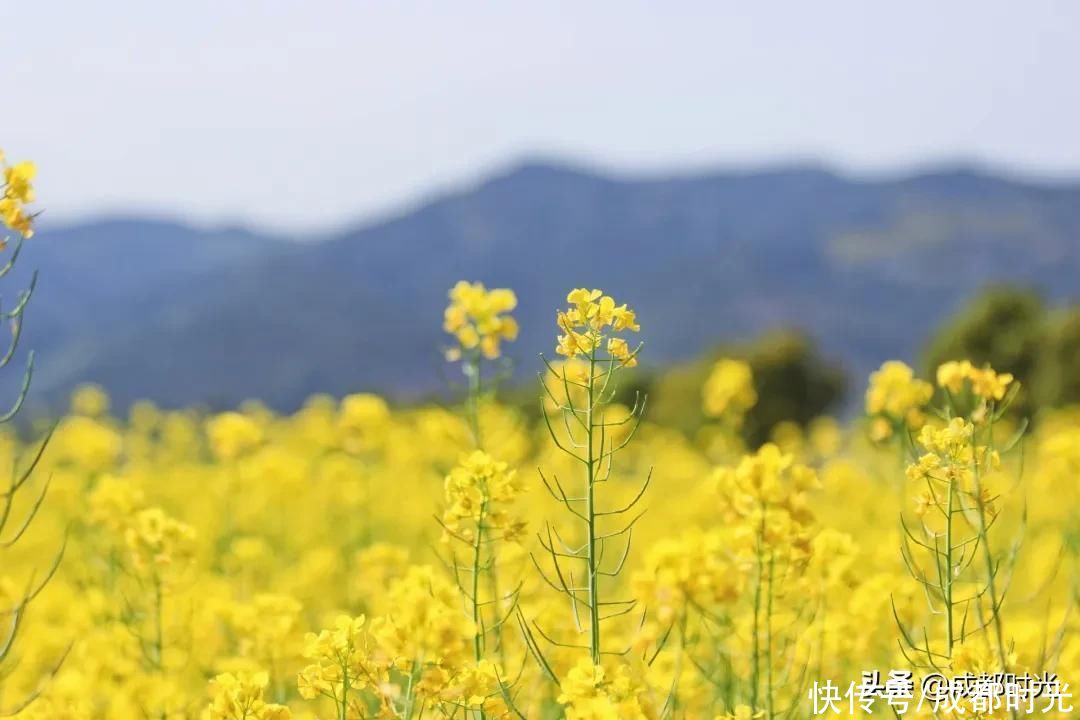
[297,614,389,716]
[606,336,637,367]
[207,671,291,720]
[906,418,1000,500]
[557,658,649,720]
[0,153,37,237]
[555,288,640,363]
[632,528,742,625]
[368,565,476,670]
[441,450,525,543]
[227,594,303,671]
[3,295,1073,719]
[712,442,819,559]
[938,359,1015,402]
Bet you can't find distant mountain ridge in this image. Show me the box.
[12,160,1080,412]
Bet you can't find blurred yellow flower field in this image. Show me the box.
[0,282,1070,720]
[0,154,1076,719]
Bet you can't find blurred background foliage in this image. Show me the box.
[631,330,845,448]
[505,327,846,449]
[506,284,1080,448]
[922,285,1080,419]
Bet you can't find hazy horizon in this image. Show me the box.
[31,153,1080,238]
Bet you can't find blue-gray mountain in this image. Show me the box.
[12,161,1080,412]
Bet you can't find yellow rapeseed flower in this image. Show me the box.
[207,671,291,720]
[0,153,37,237]
[207,411,264,460]
[937,359,1015,401]
[702,358,757,419]
[443,280,518,360]
[555,288,640,364]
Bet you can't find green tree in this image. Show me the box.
[1035,306,1080,410]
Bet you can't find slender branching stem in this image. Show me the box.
[944,475,956,657]
[971,423,1019,720]
[750,508,764,712]
[465,352,484,450]
[765,552,775,720]
[585,350,601,664]
[472,503,487,664]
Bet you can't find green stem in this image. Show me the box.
[814,595,828,685]
[153,575,165,720]
[971,446,1016,720]
[403,662,416,719]
[465,353,483,450]
[488,561,506,667]
[750,511,764,712]
[944,476,956,657]
[466,355,489,720]
[669,619,687,715]
[153,576,164,669]
[472,502,487,663]
[586,351,600,665]
[765,553,775,720]
[339,661,349,720]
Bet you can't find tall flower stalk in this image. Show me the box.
[443,280,519,451]
[712,443,818,715]
[521,288,647,671]
[440,281,523,716]
[894,361,1025,684]
[0,149,68,714]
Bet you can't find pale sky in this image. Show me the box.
[6,1,1079,232]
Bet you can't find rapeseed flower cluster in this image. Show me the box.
[443,281,519,360]
[297,614,388,716]
[0,150,36,238]
[125,506,197,582]
[937,359,1015,402]
[338,393,391,455]
[865,360,934,441]
[441,450,526,544]
[906,418,1000,498]
[712,443,818,559]
[631,528,741,625]
[555,288,640,366]
[556,658,649,720]
[207,671,291,720]
[879,360,1049,695]
[207,411,265,460]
